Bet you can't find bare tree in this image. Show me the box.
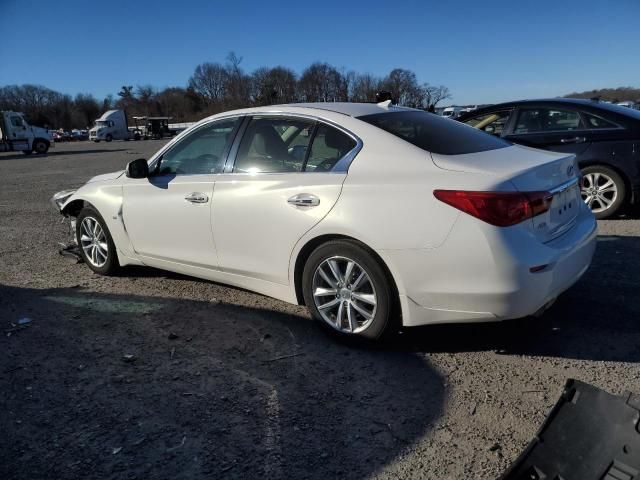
[224,52,251,108]
[298,63,346,102]
[188,62,228,105]
[251,66,297,105]
[135,85,156,116]
[73,93,101,128]
[381,69,424,107]
[423,84,451,108]
[350,73,382,102]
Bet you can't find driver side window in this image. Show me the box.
[157,118,240,175]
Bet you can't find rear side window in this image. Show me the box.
[358,111,509,155]
[583,113,620,129]
[514,108,582,134]
[305,124,357,172]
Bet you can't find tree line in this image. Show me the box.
[565,86,640,104]
[0,53,451,130]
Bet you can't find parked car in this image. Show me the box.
[457,98,640,219]
[71,129,88,141]
[52,103,596,341]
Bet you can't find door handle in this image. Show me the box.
[560,136,587,144]
[184,192,209,203]
[287,193,320,207]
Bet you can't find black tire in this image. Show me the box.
[94,140,100,143]
[580,165,626,219]
[105,134,113,142]
[75,206,119,275]
[33,139,49,154]
[302,239,395,341]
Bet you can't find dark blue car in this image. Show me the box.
[457,98,640,219]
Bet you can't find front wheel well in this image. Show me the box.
[293,234,400,314]
[61,199,86,217]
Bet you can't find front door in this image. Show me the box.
[122,117,241,268]
[211,116,358,284]
[505,106,592,156]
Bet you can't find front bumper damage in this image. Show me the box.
[51,189,82,262]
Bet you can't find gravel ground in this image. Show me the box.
[1,141,639,479]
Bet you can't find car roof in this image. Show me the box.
[274,102,419,117]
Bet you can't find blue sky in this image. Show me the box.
[1,0,638,105]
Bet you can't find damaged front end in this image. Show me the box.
[50,189,76,212]
[51,189,82,263]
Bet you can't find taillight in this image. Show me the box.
[433,190,552,227]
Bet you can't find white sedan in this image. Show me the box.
[52,102,597,340]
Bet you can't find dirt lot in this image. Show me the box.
[1,141,639,479]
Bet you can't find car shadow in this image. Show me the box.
[0,149,129,161]
[0,285,445,480]
[389,234,640,363]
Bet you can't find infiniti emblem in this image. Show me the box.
[567,165,574,177]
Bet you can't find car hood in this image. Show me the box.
[87,170,124,183]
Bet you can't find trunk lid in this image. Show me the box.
[432,144,582,242]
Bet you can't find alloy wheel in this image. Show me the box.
[580,172,617,213]
[79,217,109,267]
[312,256,377,334]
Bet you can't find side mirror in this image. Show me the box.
[125,158,149,178]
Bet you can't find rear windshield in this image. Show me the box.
[358,111,510,155]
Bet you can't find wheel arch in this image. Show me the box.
[61,198,87,217]
[292,234,402,321]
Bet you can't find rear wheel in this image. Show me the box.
[580,165,626,219]
[76,207,119,275]
[302,240,394,341]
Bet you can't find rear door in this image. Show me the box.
[211,116,358,284]
[505,106,592,156]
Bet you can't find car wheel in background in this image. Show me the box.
[76,206,119,275]
[302,240,395,341]
[580,165,626,219]
[105,134,113,142]
[33,139,49,154]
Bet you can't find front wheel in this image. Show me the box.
[302,240,394,341]
[105,134,113,142]
[580,165,626,219]
[76,207,119,275]
[33,139,49,154]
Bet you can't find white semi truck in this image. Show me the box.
[0,111,52,155]
[89,110,133,142]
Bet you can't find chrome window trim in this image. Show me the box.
[227,112,363,174]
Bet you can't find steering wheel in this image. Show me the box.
[194,153,221,173]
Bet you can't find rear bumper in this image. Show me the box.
[381,205,597,327]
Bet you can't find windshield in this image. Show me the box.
[358,110,511,155]
[95,121,109,127]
